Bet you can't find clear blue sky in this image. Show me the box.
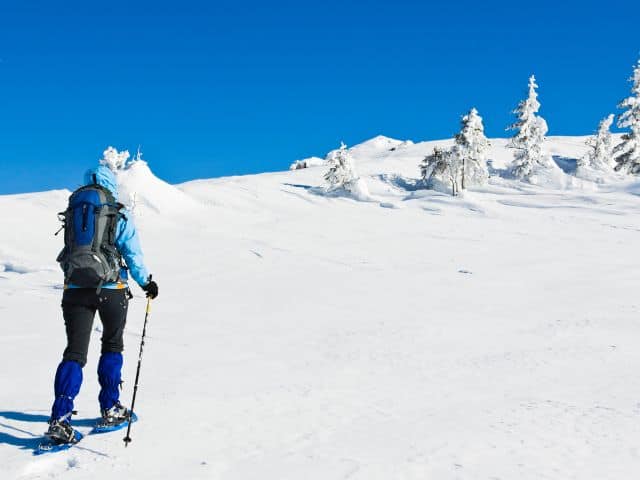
[0,0,638,194]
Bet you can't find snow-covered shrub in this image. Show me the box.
[453,108,490,188]
[614,59,640,174]
[577,114,615,174]
[420,146,461,196]
[100,146,130,171]
[324,142,369,199]
[507,75,552,180]
[290,157,325,170]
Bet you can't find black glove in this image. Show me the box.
[143,280,158,299]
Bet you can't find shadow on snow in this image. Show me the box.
[552,155,578,175]
[0,411,98,450]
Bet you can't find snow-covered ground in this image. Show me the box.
[1,136,640,479]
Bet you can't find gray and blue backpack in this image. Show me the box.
[56,181,124,290]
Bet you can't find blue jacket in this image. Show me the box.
[67,165,150,290]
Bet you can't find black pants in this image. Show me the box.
[61,288,129,367]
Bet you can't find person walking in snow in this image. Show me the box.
[45,164,159,444]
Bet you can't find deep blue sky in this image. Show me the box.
[0,0,638,194]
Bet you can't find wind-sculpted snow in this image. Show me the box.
[116,160,202,216]
[1,136,640,479]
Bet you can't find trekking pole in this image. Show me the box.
[123,293,152,447]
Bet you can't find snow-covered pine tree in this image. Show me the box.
[100,146,130,171]
[578,114,615,172]
[613,59,640,174]
[453,108,490,188]
[419,146,460,196]
[324,142,360,191]
[420,146,448,185]
[507,75,549,179]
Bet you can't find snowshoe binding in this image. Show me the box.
[45,419,78,444]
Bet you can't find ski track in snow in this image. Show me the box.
[1,135,640,479]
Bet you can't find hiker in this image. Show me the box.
[45,164,159,444]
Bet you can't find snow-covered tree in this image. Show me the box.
[420,146,460,196]
[323,142,371,200]
[578,114,615,172]
[100,146,130,171]
[507,75,549,179]
[453,108,490,188]
[324,142,360,191]
[420,146,447,185]
[613,59,640,174]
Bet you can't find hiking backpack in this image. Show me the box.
[56,183,124,289]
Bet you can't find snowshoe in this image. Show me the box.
[35,420,83,455]
[93,402,137,433]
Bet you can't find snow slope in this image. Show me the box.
[1,136,640,479]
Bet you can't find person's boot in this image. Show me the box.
[45,418,78,444]
[99,401,130,427]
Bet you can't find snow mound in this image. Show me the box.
[314,177,374,202]
[116,161,201,216]
[347,177,373,201]
[349,135,409,160]
[289,157,326,170]
[524,156,568,188]
[355,134,405,150]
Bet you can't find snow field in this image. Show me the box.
[1,135,640,479]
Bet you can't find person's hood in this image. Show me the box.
[83,165,118,198]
